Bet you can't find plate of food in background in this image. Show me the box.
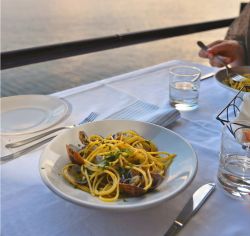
[39,120,197,211]
[215,66,250,93]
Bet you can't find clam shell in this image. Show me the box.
[66,144,85,165]
[119,183,146,197]
[149,173,164,190]
[79,131,89,145]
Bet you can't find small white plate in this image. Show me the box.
[1,95,70,135]
[40,120,197,211]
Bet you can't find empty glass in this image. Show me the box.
[169,66,201,111]
[217,120,250,200]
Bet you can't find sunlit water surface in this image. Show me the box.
[1,0,241,96]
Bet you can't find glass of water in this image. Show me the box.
[217,120,250,200]
[169,66,201,111]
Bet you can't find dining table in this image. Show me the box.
[1,59,249,236]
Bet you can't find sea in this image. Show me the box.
[1,0,242,97]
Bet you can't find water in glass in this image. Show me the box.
[169,66,200,111]
[169,81,199,111]
[217,121,250,200]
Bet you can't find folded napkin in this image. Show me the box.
[235,93,250,122]
[228,93,250,143]
[105,100,180,127]
[145,108,180,127]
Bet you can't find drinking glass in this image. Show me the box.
[217,120,250,200]
[169,66,201,111]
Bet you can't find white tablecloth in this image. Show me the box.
[1,60,249,236]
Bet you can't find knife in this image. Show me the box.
[0,135,56,165]
[164,183,216,236]
[200,72,215,81]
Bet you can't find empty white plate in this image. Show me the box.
[1,95,70,135]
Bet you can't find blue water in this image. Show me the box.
[1,0,240,96]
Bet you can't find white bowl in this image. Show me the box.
[39,120,197,211]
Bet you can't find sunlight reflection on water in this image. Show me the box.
[1,0,241,96]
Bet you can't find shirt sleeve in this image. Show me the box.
[225,3,250,65]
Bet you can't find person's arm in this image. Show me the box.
[224,3,250,66]
[199,3,250,67]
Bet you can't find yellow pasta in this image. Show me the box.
[62,130,176,202]
[223,73,250,92]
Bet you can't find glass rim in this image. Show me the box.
[169,65,201,77]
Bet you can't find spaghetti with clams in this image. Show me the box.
[62,130,176,202]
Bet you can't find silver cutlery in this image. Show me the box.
[1,136,56,165]
[229,72,246,82]
[200,72,214,81]
[5,112,98,149]
[192,72,214,82]
[164,183,216,236]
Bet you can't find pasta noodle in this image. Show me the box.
[224,73,250,92]
[62,130,176,202]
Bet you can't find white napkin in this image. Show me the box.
[145,108,180,127]
[235,93,250,121]
[230,93,250,143]
[105,99,180,127]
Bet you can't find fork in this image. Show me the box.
[229,72,246,82]
[5,112,98,149]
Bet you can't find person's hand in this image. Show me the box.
[198,40,245,67]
